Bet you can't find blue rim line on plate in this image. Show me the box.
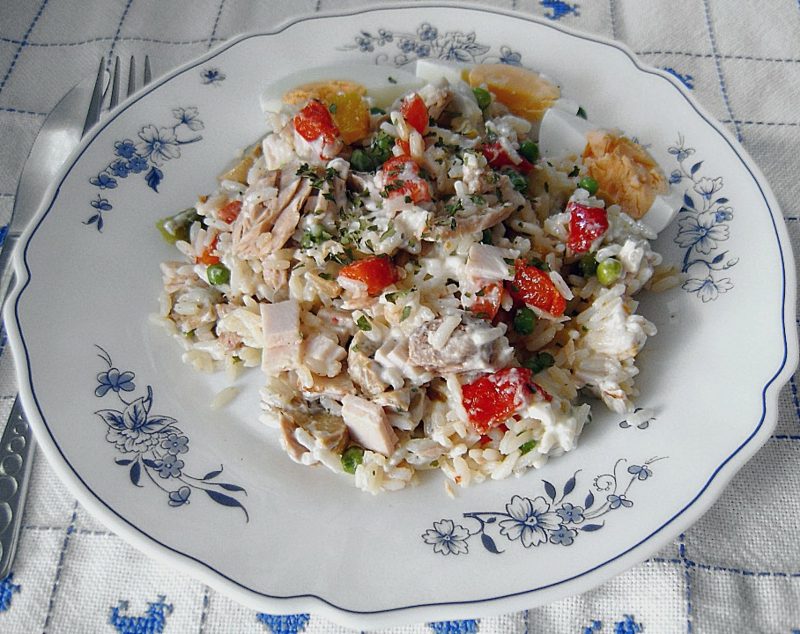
[8,2,796,617]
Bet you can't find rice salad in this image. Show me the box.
[156,62,678,494]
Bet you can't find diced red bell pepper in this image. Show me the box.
[218,200,242,224]
[395,138,410,155]
[567,202,608,253]
[293,99,340,146]
[338,256,398,296]
[469,282,503,320]
[462,368,535,432]
[400,93,428,135]
[482,141,534,173]
[381,155,431,204]
[507,259,566,316]
[196,236,220,265]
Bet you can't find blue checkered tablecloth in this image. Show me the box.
[1,1,799,632]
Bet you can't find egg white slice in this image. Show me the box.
[259,64,423,114]
[539,108,681,234]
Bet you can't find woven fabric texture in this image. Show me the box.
[0,1,798,632]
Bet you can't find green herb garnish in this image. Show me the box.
[356,315,372,331]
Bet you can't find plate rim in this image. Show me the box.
[4,2,797,627]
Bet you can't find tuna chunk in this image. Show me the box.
[347,331,388,395]
[465,244,516,282]
[408,315,514,373]
[341,395,398,456]
[278,413,307,463]
[261,299,301,371]
[261,299,300,347]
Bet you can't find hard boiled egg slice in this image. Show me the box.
[259,64,423,114]
[539,108,682,234]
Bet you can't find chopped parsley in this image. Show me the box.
[523,352,555,373]
[356,315,372,331]
[470,194,486,205]
[380,224,397,241]
[296,163,338,190]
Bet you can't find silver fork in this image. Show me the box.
[0,55,152,579]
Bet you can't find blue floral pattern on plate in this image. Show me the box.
[93,346,248,520]
[85,108,204,232]
[342,22,522,67]
[670,135,738,302]
[422,457,665,555]
[201,67,226,86]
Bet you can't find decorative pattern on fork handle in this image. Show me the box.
[0,398,34,578]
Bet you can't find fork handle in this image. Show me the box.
[0,396,35,579]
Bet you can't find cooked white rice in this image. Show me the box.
[156,66,673,494]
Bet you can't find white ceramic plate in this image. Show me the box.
[5,4,797,628]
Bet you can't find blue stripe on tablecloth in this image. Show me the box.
[208,0,227,49]
[105,0,135,71]
[679,534,694,633]
[638,50,800,64]
[790,376,800,421]
[651,556,800,579]
[42,502,78,633]
[198,586,211,633]
[0,106,47,116]
[608,0,620,40]
[0,0,51,96]
[0,34,228,47]
[701,0,741,141]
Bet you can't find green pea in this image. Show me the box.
[597,258,623,286]
[579,253,598,277]
[523,352,555,374]
[341,446,365,474]
[504,169,528,193]
[350,148,374,172]
[578,176,599,195]
[519,439,537,455]
[513,306,536,335]
[472,86,492,110]
[206,263,230,285]
[519,140,539,163]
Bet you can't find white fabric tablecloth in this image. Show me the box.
[0,1,799,632]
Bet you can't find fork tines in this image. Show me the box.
[82,54,152,137]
